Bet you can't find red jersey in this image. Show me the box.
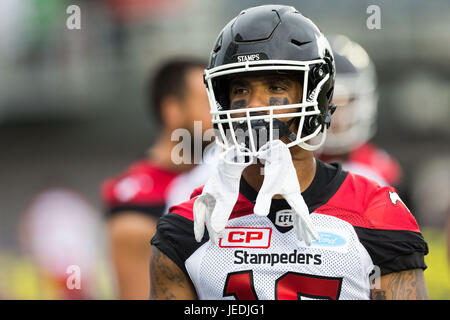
[101,160,180,218]
[342,142,402,187]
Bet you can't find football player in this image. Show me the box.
[18,188,109,299]
[318,35,402,187]
[101,57,212,299]
[150,5,429,300]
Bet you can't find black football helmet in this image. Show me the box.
[204,5,336,155]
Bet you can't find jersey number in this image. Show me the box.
[223,270,342,300]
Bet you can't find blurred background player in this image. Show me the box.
[318,35,402,188]
[101,57,213,299]
[17,187,112,299]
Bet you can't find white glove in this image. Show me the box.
[254,140,319,246]
[193,146,253,244]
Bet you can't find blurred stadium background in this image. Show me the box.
[0,0,448,299]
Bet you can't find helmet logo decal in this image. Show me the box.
[233,52,269,63]
[237,54,260,62]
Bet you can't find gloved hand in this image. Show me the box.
[253,140,319,246]
[193,146,253,244]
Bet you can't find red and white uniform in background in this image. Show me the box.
[21,188,106,299]
[339,142,402,187]
[320,35,402,188]
[163,145,220,212]
[101,145,219,218]
[101,160,180,218]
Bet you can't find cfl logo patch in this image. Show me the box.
[275,209,294,227]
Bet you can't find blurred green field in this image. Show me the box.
[0,251,116,299]
[422,227,450,300]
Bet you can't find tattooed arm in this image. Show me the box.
[371,269,429,300]
[149,245,197,300]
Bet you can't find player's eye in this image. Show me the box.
[268,84,288,93]
[231,87,249,96]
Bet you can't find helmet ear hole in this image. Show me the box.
[303,115,320,136]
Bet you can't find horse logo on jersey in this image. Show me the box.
[388,191,411,212]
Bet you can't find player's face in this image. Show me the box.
[228,73,303,119]
[183,67,213,134]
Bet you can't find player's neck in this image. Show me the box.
[242,149,317,195]
[319,152,349,164]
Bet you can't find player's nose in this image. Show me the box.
[246,90,270,115]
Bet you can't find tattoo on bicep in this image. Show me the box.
[150,246,193,299]
[410,269,428,300]
[150,246,172,299]
[388,270,413,299]
[372,290,387,300]
[385,269,428,300]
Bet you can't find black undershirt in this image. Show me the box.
[239,159,347,233]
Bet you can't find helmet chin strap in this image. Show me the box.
[298,126,327,151]
[283,119,328,152]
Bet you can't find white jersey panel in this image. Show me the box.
[185,213,373,300]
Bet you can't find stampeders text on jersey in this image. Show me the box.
[234,249,322,267]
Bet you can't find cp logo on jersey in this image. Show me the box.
[219,227,272,248]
